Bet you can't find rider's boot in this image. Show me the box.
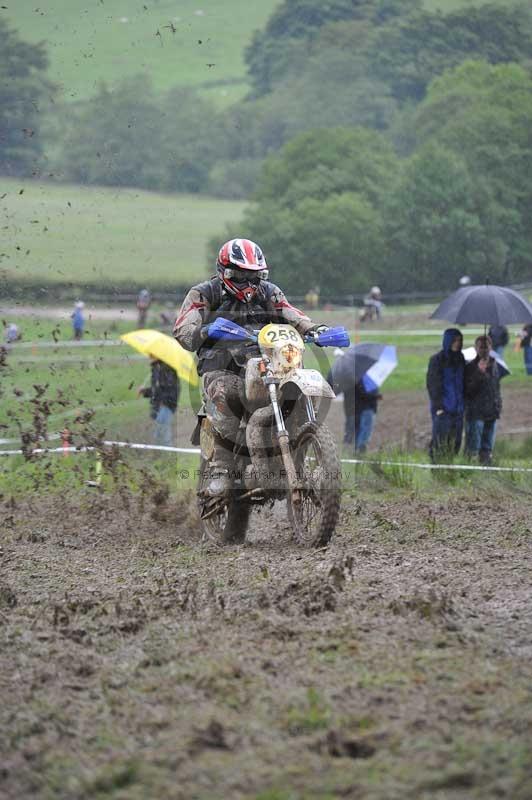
[204,439,233,500]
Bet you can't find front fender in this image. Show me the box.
[280,368,335,399]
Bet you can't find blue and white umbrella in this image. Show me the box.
[362,344,398,391]
[330,342,398,393]
[462,346,510,378]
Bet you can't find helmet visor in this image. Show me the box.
[223,267,268,286]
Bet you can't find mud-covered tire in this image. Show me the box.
[198,457,250,545]
[287,423,341,547]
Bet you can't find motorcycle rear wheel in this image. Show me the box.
[197,456,250,545]
[287,422,341,547]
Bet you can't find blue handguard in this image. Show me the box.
[307,326,350,348]
[205,317,257,343]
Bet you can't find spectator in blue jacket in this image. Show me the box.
[426,328,465,462]
[71,301,85,340]
[343,381,381,454]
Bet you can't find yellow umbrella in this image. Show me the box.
[120,329,199,387]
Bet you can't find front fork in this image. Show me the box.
[267,381,314,505]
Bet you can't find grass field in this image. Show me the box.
[0,178,245,289]
[2,0,279,106]
[3,1,490,107]
[1,305,531,461]
[0,313,204,446]
[423,0,488,9]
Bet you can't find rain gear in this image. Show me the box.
[426,328,465,415]
[427,328,465,462]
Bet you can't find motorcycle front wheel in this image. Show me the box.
[287,422,341,547]
[197,456,250,545]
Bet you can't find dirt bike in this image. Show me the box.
[196,318,350,547]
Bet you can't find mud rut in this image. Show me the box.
[1,486,532,799]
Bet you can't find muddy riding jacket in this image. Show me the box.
[173,276,315,376]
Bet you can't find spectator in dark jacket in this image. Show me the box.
[343,380,381,453]
[488,325,509,358]
[464,335,502,465]
[426,328,465,462]
[138,358,180,446]
[517,323,532,375]
[136,288,151,328]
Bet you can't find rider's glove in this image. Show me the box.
[308,324,329,341]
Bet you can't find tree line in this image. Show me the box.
[2,0,532,292]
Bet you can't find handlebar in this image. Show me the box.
[203,318,350,348]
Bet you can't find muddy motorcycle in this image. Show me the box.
[196,318,350,547]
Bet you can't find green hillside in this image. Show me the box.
[0,178,246,289]
[424,0,487,8]
[2,1,491,106]
[2,0,279,105]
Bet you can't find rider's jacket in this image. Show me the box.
[174,276,314,375]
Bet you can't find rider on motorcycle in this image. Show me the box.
[173,238,328,496]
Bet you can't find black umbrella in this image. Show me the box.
[430,284,532,326]
[330,342,396,393]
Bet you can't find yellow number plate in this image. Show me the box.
[258,324,304,350]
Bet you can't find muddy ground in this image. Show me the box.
[1,479,532,799]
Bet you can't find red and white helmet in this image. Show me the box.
[216,238,268,303]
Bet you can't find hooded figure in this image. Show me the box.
[426,328,465,462]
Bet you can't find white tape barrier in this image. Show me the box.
[0,442,200,457]
[341,457,532,473]
[1,440,532,474]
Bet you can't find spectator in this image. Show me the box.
[517,323,532,376]
[71,301,85,340]
[343,380,381,453]
[138,357,180,446]
[488,324,509,357]
[360,286,382,322]
[426,328,465,462]
[160,310,174,329]
[136,288,151,328]
[464,335,502,465]
[304,286,320,310]
[4,322,21,343]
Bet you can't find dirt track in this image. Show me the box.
[1,482,532,799]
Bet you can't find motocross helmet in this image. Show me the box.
[216,238,268,303]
